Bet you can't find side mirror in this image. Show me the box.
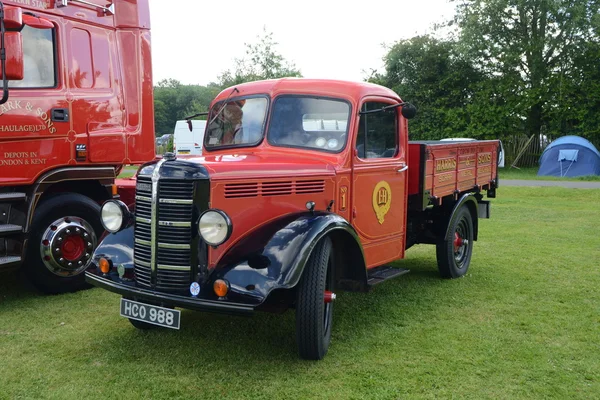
[1,32,24,80]
[1,5,25,104]
[401,103,417,119]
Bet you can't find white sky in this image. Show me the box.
[148,0,456,86]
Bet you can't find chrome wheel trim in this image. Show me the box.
[40,217,97,277]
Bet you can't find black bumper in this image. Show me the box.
[85,273,255,316]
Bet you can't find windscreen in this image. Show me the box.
[267,96,350,152]
[204,97,268,149]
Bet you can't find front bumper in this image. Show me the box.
[85,273,255,316]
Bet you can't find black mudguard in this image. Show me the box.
[93,225,135,271]
[215,211,367,303]
[88,212,367,309]
[444,193,479,241]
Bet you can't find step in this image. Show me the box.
[367,265,410,286]
[0,224,22,236]
[0,192,26,203]
[0,256,22,268]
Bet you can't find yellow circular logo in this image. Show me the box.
[372,181,392,224]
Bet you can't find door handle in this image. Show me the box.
[51,108,70,122]
[397,165,408,173]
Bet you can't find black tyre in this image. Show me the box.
[128,318,156,330]
[296,236,334,360]
[23,193,103,294]
[436,205,474,279]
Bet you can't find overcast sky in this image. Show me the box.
[148,0,456,86]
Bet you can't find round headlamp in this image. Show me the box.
[198,209,232,246]
[101,200,129,233]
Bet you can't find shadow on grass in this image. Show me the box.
[85,258,448,365]
[0,271,43,306]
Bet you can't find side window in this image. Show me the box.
[356,102,398,159]
[9,26,56,88]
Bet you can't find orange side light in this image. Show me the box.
[213,279,229,297]
[111,184,118,197]
[99,258,111,274]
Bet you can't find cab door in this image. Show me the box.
[351,98,408,268]
[0,17,69,185]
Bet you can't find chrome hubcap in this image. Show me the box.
[40,217,97,277]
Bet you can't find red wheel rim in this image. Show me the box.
[453,232,464,253]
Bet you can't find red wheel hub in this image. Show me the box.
[61,235,85,261]
[324,291,337,303]
[453,232,464,252]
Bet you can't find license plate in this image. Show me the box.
[178,150,190,154]
[120,298,181,329]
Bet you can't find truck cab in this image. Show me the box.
[0,0,155,293]
[86,78,499,360]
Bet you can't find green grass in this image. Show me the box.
[1,187,599,399]
[118,165,139,179]
[500,166,600,181]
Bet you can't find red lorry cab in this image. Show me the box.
[88,78,499,360]
[0,0,155,293]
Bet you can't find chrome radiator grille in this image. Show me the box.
[133,176,194,292]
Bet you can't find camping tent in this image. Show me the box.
[538,136,600,177]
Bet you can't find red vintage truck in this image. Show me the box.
[87,78,500,360]
[0,0,155,293]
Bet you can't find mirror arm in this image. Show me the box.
[184,111,209,120]
[358,101,408,115]
[184,112,209,132]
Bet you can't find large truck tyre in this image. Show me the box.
[436,205,474,279]
[295,236,334,360]
[23,193,103,294]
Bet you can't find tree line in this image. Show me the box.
[154,1,600,152]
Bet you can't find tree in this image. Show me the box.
[218,27,302,87]
[153,79,219,135]
[370,35,486,139]
[452,0,600,140]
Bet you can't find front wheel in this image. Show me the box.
[23,193,103,294]
[295,236,334,360]
[436,205,474,279]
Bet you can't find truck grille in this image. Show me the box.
[133,176,194,293]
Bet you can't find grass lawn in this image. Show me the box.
[1,187,599,399]
[118,165,139,179]
[499,166,600,181]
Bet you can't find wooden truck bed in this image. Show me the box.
[408,140,499,209]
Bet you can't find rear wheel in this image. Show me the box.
[436,205,474,279]
[296,236,334,360]
[23,193,103,294]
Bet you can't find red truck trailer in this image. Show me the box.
[86,78,499,360]
[0,0,155,293]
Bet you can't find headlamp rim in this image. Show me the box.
[101,200,130,233]
[198,209,233,246]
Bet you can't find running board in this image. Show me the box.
[0,192,27,203]
[0,256,22,269]
[0,224,23,236]
[367,265,410,286]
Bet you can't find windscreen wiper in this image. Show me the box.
[207,87,240,126]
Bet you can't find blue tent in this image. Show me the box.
[538,136,600,177]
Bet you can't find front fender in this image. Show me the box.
[215,211,366,302]
[93,225,135,271]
